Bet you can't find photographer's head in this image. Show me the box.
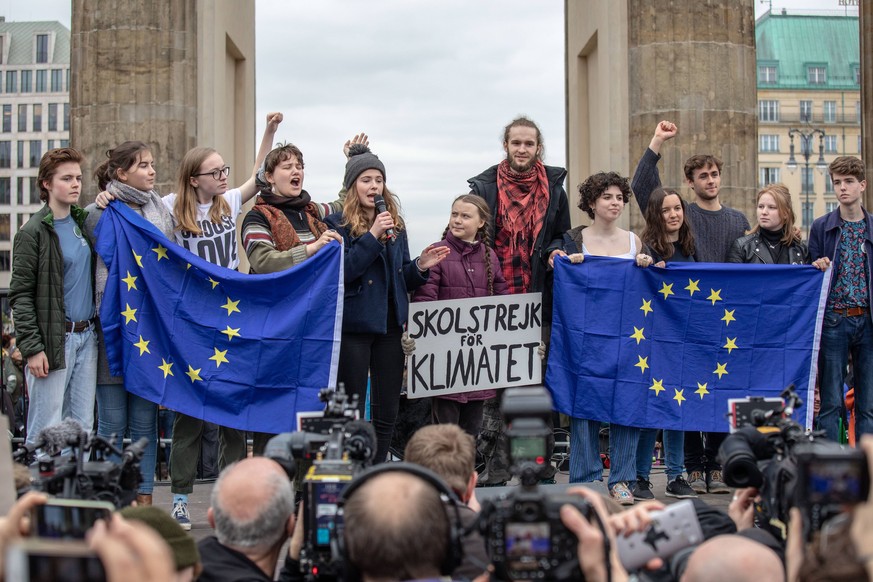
[343,468,456,582]
[681,535,782,582]
[208,458,295,554]
[404,423,476,502]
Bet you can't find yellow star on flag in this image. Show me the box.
[714,362,728,379]
[630,326,646,344]
[695,382,710,399]
[121,303,137,324]
[634,355,649,373]
[673,388,686,406]
[221,298,241,316]
[186,263,192,270]
[158,358,174,378]
[685,279,700,296]
[208,277,220,290]
[640,299,653,317]
[122,271,138,291]
[658,282,674,300]
[724,337,738,354]
[649,378,665,396]
[186,365,202,383]
[722,309,736,325]
[221,326,241,341]
[151,244,169,261]
[210,347,229,368]
[132,250,143,268]
[707,288,722,305]
[133,335,150,356]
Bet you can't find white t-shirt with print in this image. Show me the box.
[162,189,242,269]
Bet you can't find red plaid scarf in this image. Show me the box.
[494,159,550,293]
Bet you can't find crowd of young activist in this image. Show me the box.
[5,111,870,541]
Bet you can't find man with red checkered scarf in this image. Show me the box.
[467,117,570,486]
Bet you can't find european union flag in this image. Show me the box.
[94,203,343,433]
[546,256,830,432]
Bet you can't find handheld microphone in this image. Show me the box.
[373,194,396,244]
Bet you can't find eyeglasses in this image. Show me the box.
[192,166,230,180]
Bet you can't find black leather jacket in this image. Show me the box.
[726,232,810,265]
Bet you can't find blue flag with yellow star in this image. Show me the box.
[546,256,830,432]
[94,202,343,433]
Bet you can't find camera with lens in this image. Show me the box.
[264,383,377,580]
[719,385,869,541]
[14,418,146,508]
[479,387,606,581]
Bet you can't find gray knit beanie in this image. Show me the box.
[343,144,386,190]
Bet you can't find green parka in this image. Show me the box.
[9,204,95,371]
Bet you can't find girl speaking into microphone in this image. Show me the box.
[325,144,449,463]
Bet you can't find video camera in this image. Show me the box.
[719,385,869,541]
[13,418,146,509]
[478,387,607,582]
[264,383,377,580]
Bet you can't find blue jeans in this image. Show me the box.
[569,418,638,488]
[637,429,685,481]
[25,329,97,445]
[96,384,158,494]
[817,311,873,442]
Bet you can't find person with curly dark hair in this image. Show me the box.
[562,171,642,506]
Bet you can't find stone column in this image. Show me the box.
[71,0,199,199]
[626,0,758,231]
[862,0,873,207]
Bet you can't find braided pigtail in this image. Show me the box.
[482,225,495,296]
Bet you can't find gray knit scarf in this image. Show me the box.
[94,180,175,309]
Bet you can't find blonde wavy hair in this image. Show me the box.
[751,183,801,245]
[341,182,405,240]
[173,147,232,236]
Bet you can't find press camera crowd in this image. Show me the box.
[2,110,873,580]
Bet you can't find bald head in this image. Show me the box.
[211,457,294,551]
[344,472,450,581]
[682,535,783,582]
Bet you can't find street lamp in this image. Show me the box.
[785,127,828,237]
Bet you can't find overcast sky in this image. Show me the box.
[0,0,860,252]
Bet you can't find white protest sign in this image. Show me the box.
[406,293,542,399]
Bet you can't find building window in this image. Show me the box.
[858,101,863,124]
[32,104,42,132]
[35,34,49,63]
[35,70,47,92]
[59,139,69,148]
[800,100,813,122]
[16,177,23,205]
[1,105,10,133]
[823,135,837,154]
[759,167,780,187]
[0,35,4,65]
[4,71,15,94]
[826,201,838,213]
[759,135,780,153]
[29,177,40,204]
[48,103,57,132]
[47,139,55,150]
[807,66,827,85]
[802,202,814,227]
[0,250,10,271]
[63,103,69,131]
[855,67,862,86]
[823,101,836,123]
[0,142,10,168]
[825,174,834,193]
[50,69,63,92]
[758,65,777,84]
[16,141,23,168]
[861,136,864,154]
[759,100,779,122]
[802,167,815,193]
[20,70,31,93]
[0,215,10,241]
[29,140,42,168]
[17,104,26,132]
[0,178,9,205]
[16,214,27,231]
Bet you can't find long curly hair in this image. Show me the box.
[640,188,696,261]
[341,183,405,240]
[577,171,631,220]
[441,194,497,296]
